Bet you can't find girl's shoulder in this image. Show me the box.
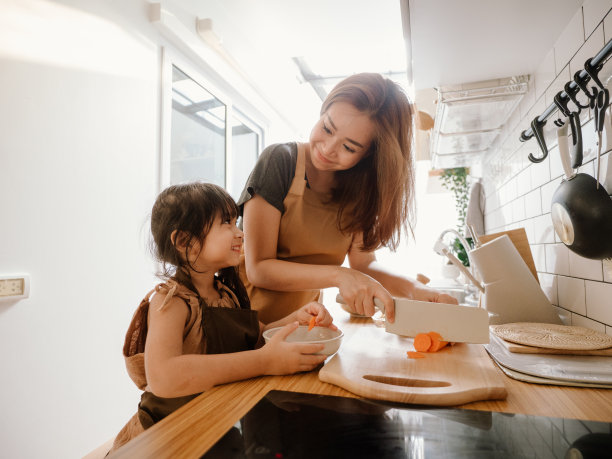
[149,280,199,313]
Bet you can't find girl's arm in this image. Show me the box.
[144,295,325,398]
[262,301,337,332]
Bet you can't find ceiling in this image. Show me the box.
[177,0,584,150]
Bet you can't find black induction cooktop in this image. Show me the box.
[200,390,612,459]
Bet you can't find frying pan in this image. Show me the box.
[551,96,612,260]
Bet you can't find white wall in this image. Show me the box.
[0,1,297,458]
[0,1,160,457]
[481,2,612,333]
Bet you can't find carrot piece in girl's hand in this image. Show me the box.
[308,316,316,331]
[407,351,426,359]
[427,331,449,352]
[413,333,432,352]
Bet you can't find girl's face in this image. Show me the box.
[189,214,243,271]
[309,101,375,172]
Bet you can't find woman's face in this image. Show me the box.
[309,101,375,172]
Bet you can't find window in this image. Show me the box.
[170,65,227,186]
[161,55,263,199]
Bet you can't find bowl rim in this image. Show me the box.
[262,325,344,343]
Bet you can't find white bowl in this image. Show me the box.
[262,325,343,356]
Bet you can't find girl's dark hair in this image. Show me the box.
[322,73,415,251]
[150,182,250,308]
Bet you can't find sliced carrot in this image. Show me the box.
[427,331,449,352]
[308,316,316,331]
[407,351,426,359]
[414,333,432,352]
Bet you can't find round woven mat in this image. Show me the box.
[490,322,612,350]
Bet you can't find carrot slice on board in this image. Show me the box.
[407,351,426,359]
[308,316,316,331]
[427,331,449,352]
[413,333,432,352]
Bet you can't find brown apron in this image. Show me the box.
[109,280,259,454]
[240,142,353,323]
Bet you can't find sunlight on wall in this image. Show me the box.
[376,159,458,282]
[0,0,151,77]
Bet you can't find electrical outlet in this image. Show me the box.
[0,274,30,301]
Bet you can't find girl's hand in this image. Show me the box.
[261,322,327,374]
[295,302,337,330]
[336,267,394,319]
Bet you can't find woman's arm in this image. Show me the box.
[243,195,397,320]
[144,294,325,398]
[348,233,459,316]
[242,195,343,291]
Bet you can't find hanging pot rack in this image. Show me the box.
[520,38,612,162]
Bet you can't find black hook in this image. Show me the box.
[527,116,548,163]
[554,92,572,117]
[584,58,605,91]
[564,81,589,111]
[573,70,598,107]
[568,111,583,168]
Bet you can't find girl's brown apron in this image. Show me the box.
[109,281,259,454]
[240,142,353,323]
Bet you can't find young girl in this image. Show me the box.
[109,182,335,453]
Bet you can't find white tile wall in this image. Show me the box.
[482,6,612,331]
[583,0,612,38]
[558,276,587,314]
[585,280,612,324]
[554,9,585,71]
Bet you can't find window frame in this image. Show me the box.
[160,47,264,192]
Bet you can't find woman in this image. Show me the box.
[238,73,457,324]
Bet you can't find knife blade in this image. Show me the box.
[336,294,490,344]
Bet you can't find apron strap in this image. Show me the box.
[288,143,307,196]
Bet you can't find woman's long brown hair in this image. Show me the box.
[325,73,415,251]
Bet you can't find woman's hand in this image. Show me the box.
[336,267,394,319]
[295,301,337,330]
[412,285,459,305]
[260,322,327,374]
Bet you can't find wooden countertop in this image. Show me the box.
[111,292,612,458]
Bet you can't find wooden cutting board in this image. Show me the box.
[319,326,507,406]
[479,228,538,282]
[496,336,612,356]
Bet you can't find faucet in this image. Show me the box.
[433,229,484,293]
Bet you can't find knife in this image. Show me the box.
[336,294,490,344]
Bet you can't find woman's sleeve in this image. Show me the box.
[236,142,296,214]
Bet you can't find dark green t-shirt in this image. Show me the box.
[237,142,298,218]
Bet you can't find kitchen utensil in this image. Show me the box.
[469,235,562,325]
[594,87,609,189]
[263,326,343,357]
[489,355,612,389]
[485,333,612,385]
[336,294,490,344]
[468,224,482,247]
[551,126,612,259]
[490,322,612,350]
[494,334,612,357]
[318,325,507,406]
[554,91,583,168]
[433,241,484,293]
[556,120,575,179]
[478,228,538,281]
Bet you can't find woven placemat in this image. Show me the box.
[490,322,612,350]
